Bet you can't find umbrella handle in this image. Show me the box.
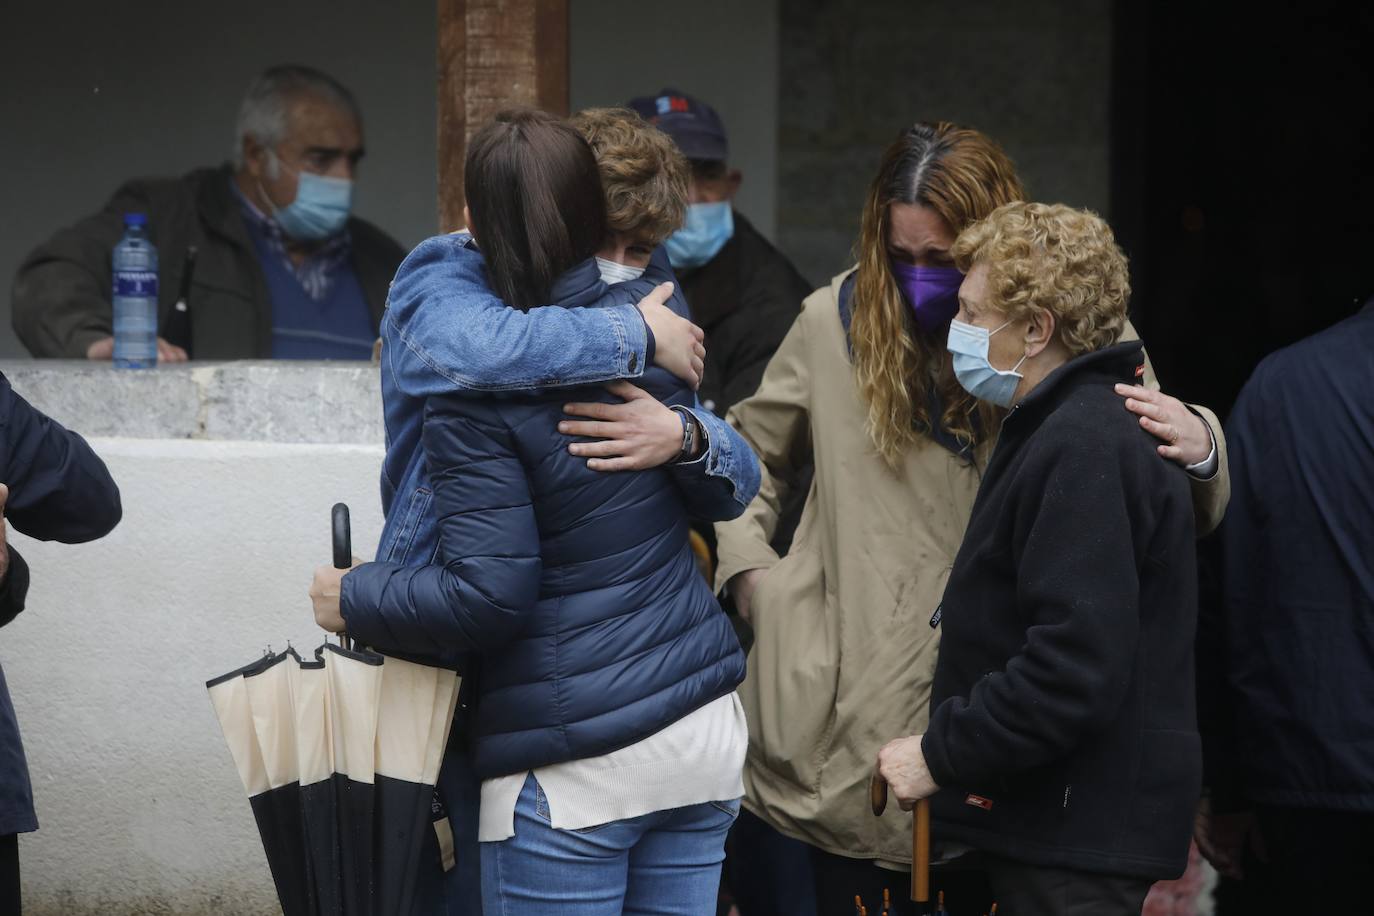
[912,797,931,903]
[332,503,352,569]
[332,503,352,649]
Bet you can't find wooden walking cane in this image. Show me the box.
[870,774,932,906]
[912,797,931,903]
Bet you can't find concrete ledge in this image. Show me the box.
[0,360,383,445]
[1,361,204,440]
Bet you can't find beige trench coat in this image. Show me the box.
[714,269,1230,867]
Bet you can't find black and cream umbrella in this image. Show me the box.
[207,505,460,916]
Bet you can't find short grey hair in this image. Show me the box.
[233,65,362,168]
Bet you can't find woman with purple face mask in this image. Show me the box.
[714,122,1232,915]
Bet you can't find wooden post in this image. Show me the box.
[436,0,570,232]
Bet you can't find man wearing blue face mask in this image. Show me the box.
[627,89,813,420]
[12,64,405,361]
[629,87,818,916]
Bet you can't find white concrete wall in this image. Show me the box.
[4,437,385,915]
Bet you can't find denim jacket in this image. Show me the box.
[375,232,760,570]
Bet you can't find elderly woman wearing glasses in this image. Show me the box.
[877,202,1201,915]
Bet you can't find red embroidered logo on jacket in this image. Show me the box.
[964,794,993,811]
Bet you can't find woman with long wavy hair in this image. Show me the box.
[714,121,1230,915]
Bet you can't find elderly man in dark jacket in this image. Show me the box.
[626,89,817,916]
[1194,296,1374,913]
[626,88,812,420]
[877,203,1200,915]
[0,372,123,912]
[12,64,404,361]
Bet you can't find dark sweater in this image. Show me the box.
[921,341,1200,880]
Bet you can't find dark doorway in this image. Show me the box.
[1111,1,1374,419]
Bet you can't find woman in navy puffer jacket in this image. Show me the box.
[329,110,753,915]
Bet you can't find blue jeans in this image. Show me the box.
[480,774,740,915]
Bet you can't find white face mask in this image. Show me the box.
[596,257,646,285]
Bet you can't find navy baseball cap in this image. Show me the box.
[626,88,729,162]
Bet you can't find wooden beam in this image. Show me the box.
[436,0,570,232]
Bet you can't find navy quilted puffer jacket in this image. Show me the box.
[342,261,752,779]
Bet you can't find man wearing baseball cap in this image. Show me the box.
[627,89,813,420]
[629,88,818,916]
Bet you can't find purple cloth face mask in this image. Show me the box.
[890,261,965,333]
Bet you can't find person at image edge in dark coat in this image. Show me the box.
[0,372,123,913]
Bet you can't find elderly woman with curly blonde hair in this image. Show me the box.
[715,122,1228,915]
[876,202,1201,914]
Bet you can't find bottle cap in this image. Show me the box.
[123,212,148,226]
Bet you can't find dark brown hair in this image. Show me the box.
[464,109,607,310]
[851,122,1025,464]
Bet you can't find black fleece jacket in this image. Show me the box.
[921,341,1200,880]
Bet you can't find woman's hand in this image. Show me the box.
[560,381,686,471]
[728,568,769,622]
[310,557,363,633]
[637,283,706,390]
[1114,384,1213,466]
[875,734,940,811]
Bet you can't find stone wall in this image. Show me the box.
[776,0,1113,287]
[0,362,386,914]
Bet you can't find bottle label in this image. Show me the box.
[114,270,158,297]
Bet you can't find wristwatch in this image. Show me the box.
[670,406,705,463]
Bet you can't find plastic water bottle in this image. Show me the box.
[112,213,158,368]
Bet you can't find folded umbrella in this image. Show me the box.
[207,504,460,915]
[209,646,317,915]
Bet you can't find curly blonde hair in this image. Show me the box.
[952,202,1131,356]
[569,107,688,245]
[852,122,1024,466]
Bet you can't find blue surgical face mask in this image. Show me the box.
[595,257,646,285]
[264,154,353,241]
[947,317,1028,408]
[664,201,734,270]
